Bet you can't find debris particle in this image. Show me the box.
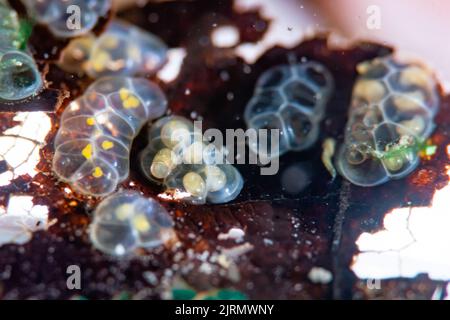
[308,267,333,284]
[321,138,336,179]
[217,227,245,242]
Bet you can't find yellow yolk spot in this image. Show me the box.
[102,140,114,150]
[102,35,119,49]
[92,51,111,72]
[123,95,140,109]
[119,87,140,109]
[115,203,134,220]
[127,45,141,61]
[183,172,206,197]
[86,117,95,126]
[92,166,103,178]
[132,214,151,232]
[119,87,130,100]
[81,143,93,159]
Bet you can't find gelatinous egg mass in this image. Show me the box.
[336,56,440,187]
[89,191,174,256]
[52,76,167,196]
[23,0,110,38]
[59,20,168,78]
[0,0,42,101]
[140,116,244,204]
[244,61,334,158]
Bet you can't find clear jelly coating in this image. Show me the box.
[53,76,167,196]
[139,116,243,204]
[59,20,168,78]
[89,190,174,256]
[336,56,440,187]
[24,0,110,38]
[244,61,334,159]
[0,0,42,101]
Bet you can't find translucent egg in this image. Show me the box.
[59,20,167,78]
[89,191,174,256]
[0,51,42,100]
[336,56,439,186]
[23,0,110,38]
[0,1,42,101]
[53,76,167,196]
[139,116,243,204]
[244,61,334,158]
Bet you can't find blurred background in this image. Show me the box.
[115,0,450,90]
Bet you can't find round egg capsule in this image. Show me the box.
[0,0,42,101]
[336,56,439,186]
[160,119,193,149]
[147,115,194,143]
[204,165,243,204]
[89,191,174,256]
[382,154,404,172]
[205,165,227,192]
[162,163,243,205]
[139,116,200,184]
[345,144,369,166]
[139,137,170,183]
[182,171,207,198]
[375,128,418,177]
[0,51,42,100]
[162,165,209,204]
[336,143,389,187]
[150,148,178,179]
[140,115,244,204]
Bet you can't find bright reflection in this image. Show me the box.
[0,195,49,246]
[211,25,240,48]
[352,169,450,281]
[157,48,186,83]
[234,0,319,63]
[0,112,51,186]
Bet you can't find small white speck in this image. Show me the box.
[308,267,333,284]
[218,227,245,242]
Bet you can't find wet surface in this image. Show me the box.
[0,0,448,299]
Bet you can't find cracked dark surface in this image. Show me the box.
[0,0,448,300]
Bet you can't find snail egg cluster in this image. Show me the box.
[0,0,42,101]
[244,61,334,159]
[336,56,440,186]
[59,20,167,78]
[90,191,174,256]
[53,76,167,196]
[23,0,110,38]
[140,116,244,204]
